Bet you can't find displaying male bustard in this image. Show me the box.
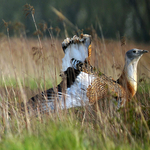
[29,34,148,112]
[29,34,92,111]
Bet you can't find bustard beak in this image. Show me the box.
[141,50,149,54]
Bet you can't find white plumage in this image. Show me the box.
[61,34,91,71]
[41,71,96,111]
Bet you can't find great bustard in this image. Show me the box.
[29,34,148,112]
[87,48,148,108]
[29,34,93,112]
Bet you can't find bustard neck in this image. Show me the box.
[118,55,141,97]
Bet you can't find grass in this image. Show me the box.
[0,115,149,150]
[0,11,150,149]
[0,78,57,90]
[0,120,89,150]
[0,114,150,150]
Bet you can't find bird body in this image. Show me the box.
[30,70,96,112]
[60,71,95,109]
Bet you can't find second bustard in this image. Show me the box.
[29,35,148,112]
[87,49,148,108]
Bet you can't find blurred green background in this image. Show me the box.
[0,0,150,42]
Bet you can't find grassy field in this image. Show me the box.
[0,33,150,150]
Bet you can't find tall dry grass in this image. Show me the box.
[0,33,149,147]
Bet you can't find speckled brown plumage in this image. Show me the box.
[83,49,148,109]
[86,75,127,107]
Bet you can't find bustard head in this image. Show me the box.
[126,49,148,64]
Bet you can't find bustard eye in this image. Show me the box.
[133,50,136,53]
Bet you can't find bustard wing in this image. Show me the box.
[70,58,127,108]
[87,74,127,108]
[28,81,64,111]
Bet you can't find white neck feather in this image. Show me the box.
[124,56,141,93]
[62,43,88,71]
